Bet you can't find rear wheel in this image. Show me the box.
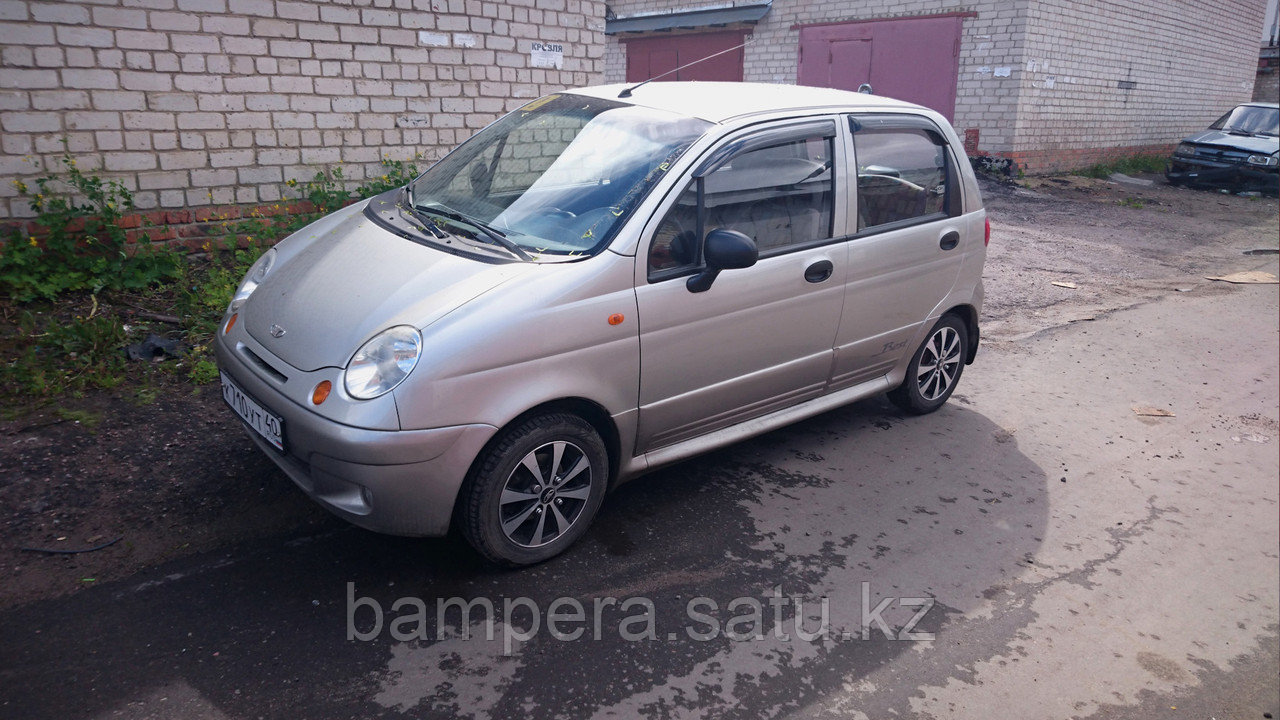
[888,315,969,415]
[459,413,608,566]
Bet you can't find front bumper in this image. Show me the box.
[214,331,496,536]
[1166,156,1279,192]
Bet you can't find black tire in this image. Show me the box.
[458,413,608,566]
[887,315,969,415]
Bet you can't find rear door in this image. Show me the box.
[828,114,968,390]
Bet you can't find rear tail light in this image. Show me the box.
[984,217,991,247]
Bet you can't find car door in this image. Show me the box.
[634,118,849,453]
[829,113,969,390]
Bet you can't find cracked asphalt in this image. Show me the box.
[0,177,1276,719]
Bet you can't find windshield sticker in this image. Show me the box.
[519,95,559,113]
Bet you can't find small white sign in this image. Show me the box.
[418,31,449,47]
[454,33,477,48]
[993,66,1012,78]
[530,41,564,69]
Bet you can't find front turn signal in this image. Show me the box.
[312,380,332,405]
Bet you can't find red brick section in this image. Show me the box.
[1,200,323,253]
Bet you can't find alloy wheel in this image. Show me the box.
[498,440,594,548]
[916,326,962,401]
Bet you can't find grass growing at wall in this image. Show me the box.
[1,155,180,303]
[0,155,420,413]
[1073,154,1168,179]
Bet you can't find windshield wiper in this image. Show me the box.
[395,186,451,239]
[413,201,533,261]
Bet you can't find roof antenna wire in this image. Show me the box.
[618,34,759,98]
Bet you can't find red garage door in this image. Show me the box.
[798,16,963,120]
[624,30,748,83]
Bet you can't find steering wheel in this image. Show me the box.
[541,207,577,219]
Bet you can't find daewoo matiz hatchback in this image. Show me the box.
[215,82,989,565]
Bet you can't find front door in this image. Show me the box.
[634,120,848,452]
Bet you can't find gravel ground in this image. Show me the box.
[978,173,1278,341]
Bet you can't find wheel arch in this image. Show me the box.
[944,303,980,364]
[459,397,623,502]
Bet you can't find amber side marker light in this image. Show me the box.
[224,313,238,334]
[608,313,625,326]
[312,380,332,405]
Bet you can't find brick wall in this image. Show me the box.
[1009,0,1263,173]
[0,0,607,221]
[605,0,1264,174]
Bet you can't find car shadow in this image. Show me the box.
[0,396,1048,719]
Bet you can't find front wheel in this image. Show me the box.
[458,413,608,566]
[888,315,969,415]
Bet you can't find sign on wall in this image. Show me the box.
[530,42,565,69]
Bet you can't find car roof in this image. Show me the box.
[568,82,927,124]
[1239,102,1280,109]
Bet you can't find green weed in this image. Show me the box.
[1074,154,1167,179]
[1,154,179,302]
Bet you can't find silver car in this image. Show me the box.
[214,82,988,565]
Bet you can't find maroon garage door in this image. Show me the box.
[624,30,749,83]
[797,15,963,120]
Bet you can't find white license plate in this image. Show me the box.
[220,372,284,451]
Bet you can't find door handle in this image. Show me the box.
[939,231,960,250]
[804,259,834,283]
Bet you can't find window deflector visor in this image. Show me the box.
[693,119,837,178]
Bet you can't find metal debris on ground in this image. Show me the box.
[20,537,123,555]
[1132,406,1175,417]
[1230,434,1271,444]
[1051,281,1078,289]
[1205,271,1279,284]
[124,334,186,362]
[1109,172,1154,186]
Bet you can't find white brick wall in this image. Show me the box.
[1010,0,1263,163]
[0,0,607,219]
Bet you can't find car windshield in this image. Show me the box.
[1210,105,1280,137]
[408,94,711,258]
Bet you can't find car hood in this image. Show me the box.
[1182,129,1278,155]
[241,203,533,371]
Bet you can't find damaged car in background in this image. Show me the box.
[1166,102,1279,194]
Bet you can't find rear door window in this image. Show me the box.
[850,117,958,232]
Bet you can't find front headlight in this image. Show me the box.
[228,247,277,313]
[1175,142,1199,157]
[344,326,422,400]
[1246,152,1279,167]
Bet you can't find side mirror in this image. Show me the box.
[687,228,758,293]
